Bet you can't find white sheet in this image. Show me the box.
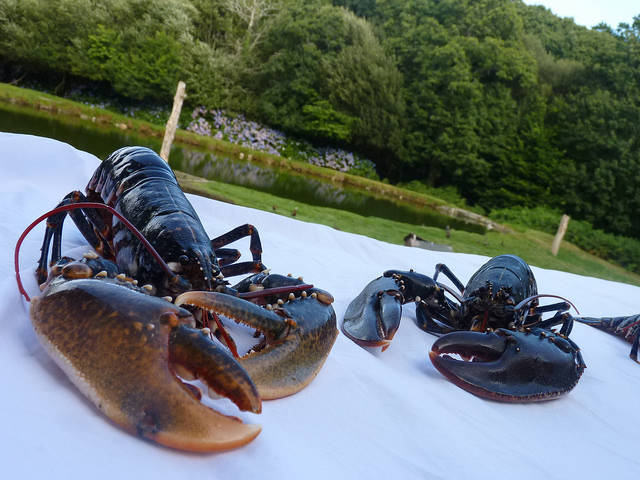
[2,133,639,479]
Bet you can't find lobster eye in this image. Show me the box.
[179,255,190,266]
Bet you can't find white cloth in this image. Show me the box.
[1,133,639,479]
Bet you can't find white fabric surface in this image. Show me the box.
[1,133,639,479]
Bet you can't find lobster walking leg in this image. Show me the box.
[37,190,115,284]
[215,248,241,267]
[533,308,574,336]
[433,263,466,294]
[211,224,267,277]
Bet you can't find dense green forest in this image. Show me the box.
[1,0,639,239]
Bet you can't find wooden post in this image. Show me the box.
[160,81,186,162]
[551,214,570,256]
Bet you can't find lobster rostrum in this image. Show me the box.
[18,147,338,451]
[343,255,586,402]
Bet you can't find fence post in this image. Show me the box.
[160,81,186,162]
[551,214,570,256]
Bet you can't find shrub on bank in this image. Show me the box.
[490,206,640,274]
[187,107,379,179]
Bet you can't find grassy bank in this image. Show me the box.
[2,81,639,286]
[177,172,640,286]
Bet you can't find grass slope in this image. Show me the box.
[177,172,640,286]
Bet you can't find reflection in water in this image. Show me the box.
[178,151,278,191]
[171,149,482,232]
[0,103,483,233]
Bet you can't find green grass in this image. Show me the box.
[3,81,639,286]
[176,172,640,286]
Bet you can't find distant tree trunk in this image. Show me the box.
[551,214,570,256]
[160,81,186,162]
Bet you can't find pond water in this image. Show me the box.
[0,102,484,233]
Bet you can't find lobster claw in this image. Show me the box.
[30,273,262,452]
[176,273,338,400]
[342,276,403,351]
[342,270,447,350]
[429,328,586,402]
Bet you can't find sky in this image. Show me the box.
[522,0,638,29]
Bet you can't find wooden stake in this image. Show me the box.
[551,214,570,256]
[160,81,186,162]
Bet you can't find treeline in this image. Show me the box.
[1,0,639,239]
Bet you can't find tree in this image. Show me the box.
[249,1,404,170]
[224,0,279,51]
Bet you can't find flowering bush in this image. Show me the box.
[187,107,378,179]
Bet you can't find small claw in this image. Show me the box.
[240,291,337,399]
[176,284,338,400]
[176,291,289,339]
[342,276,403,349]
[429,328,585,402]
[383,270,442,300]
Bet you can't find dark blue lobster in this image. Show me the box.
[343,255,586,402]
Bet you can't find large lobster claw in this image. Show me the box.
[429,328,586,402]
[30,268,262,452]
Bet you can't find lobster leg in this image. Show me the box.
[215,247,242,267]
[535,311,574,337]
[211,224,267,277]
[415,301,458,336]
[433,263,466,294]
[36,190,115,284]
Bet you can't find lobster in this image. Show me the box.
[17,146,338,451]
[343,255,586,402]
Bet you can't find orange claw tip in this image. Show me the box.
[148,416,262,452]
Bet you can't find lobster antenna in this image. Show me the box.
[15,202,180,302]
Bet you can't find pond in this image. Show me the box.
[0,102,484,233]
